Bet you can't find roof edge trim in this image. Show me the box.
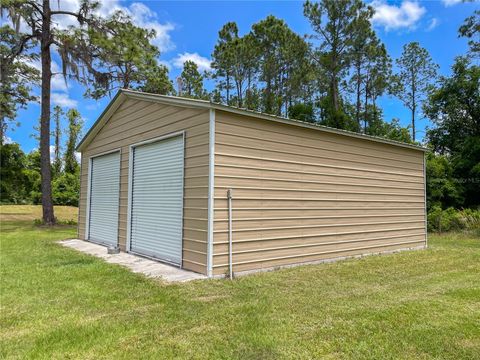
[77,89,427,153]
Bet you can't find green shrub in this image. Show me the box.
[33,218,77,226]
[457,208,480,230]
[428,206,480,233]
[52,172,80,206]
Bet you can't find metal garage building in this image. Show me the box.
[77,89,427,277]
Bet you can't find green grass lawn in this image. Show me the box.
[0,205,78,222]
[1,216,479,359]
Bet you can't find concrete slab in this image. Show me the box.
[58,239,207,283]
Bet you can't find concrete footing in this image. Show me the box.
[59,239,207,283]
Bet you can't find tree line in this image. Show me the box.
[1,0,479,224]
[1,106,82,206]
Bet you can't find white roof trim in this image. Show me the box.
[77,89,427,152]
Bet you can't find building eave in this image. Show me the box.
[77,89,427,153]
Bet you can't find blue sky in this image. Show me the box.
[7,0,478,153]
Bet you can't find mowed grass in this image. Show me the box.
[1,213,479,358]
[0,205,78,222]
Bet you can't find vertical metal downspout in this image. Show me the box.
[424,152,428,248]
[227,189,233,280]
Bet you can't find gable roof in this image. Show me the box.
[77,89,427,152]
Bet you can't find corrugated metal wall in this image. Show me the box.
[78,99,210,274]
[88,151,121,246]
[130,135,184,265]
[212,110,426,275]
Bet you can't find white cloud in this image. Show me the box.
[426,18,439,32]
[371,1,426,31]
[126,2,175,52]
[158,59,172,70]
[50,0,83,28]
[75,152,82,163]
[25,58,41,71]
[51,75,69,92]
[50,145,57,163]
[172,52,211,72]
[25,59,70,92]
[50,61,70,91]
[441,0,462,6]
[52,93,78,108]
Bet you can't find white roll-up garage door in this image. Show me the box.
[88,151,120,246]
[129,135,184,265]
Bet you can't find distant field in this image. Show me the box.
[0,205,78,222]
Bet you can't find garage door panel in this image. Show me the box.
[89,152,120,246]
[130,135,184,265]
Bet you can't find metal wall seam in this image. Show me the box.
[214,164,423,185]
[207,109,215,277]
[215,152,423,178]
[212,239,425,268]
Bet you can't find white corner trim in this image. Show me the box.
[126,147,134,253]
[207,109,215,277]
[85,157,93,240]
[77,156,83,238]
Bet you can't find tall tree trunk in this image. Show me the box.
[330,51,340,114]
[331,75,339,112]
[412,76,416,142]
[364,84,368,134]
[412,103,416,142]
[54,109,61,175]
[0,116,4,146]
[226,73,230,105]
[40,0,55,225]
[355,63,361,129]
[235,77,243,108]
[0,66,7,145]
[265,73,272,113]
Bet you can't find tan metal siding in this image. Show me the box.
[212,110,426,275]
[78,99,210,274]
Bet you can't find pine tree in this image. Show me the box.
[211,22,237,104]
[304,0,374,128]
[251,15,310,116]
[3,0,103,224]
[459,9,479,57]
[180,61,207,99]
[0,25,39,144]
[392,42,438,141]
[64,109,82,175]
[52,105,64,177]
[138,65,175,95]
[85,11,162,98]
[2,1,162,224]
